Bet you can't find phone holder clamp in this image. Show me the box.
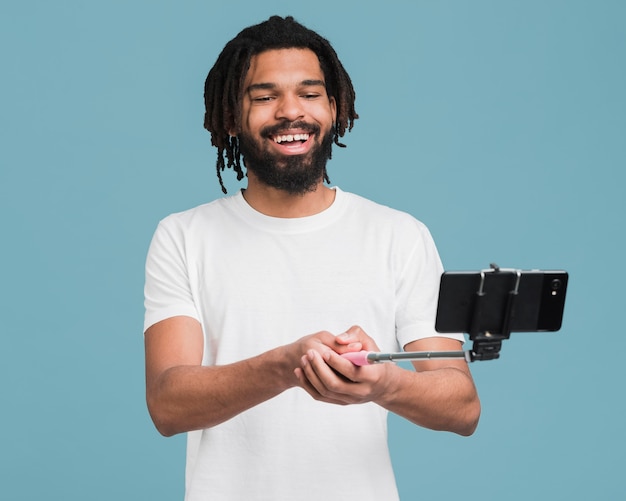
[466,264,521,362]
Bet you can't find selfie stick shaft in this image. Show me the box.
[342,350,472,366]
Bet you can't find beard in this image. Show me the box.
[238,121,333,195]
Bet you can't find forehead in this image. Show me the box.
[243,48,325,87]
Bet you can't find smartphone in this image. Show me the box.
[435,269,568,335]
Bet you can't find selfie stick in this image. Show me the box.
[343,265,521,365]
[342,349,471,366]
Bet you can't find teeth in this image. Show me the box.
[274,133,309,144]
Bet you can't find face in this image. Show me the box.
[236,48,337,194]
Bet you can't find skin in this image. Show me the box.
[144,48,480,438]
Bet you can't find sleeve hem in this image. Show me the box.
[397,323,465,349]
[143,305,201,334]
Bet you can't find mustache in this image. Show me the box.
[260,120,320,138]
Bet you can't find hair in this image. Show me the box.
[203,15,358,193]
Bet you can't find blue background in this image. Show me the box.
[1,1,624,499]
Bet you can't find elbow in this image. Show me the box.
[146,393,184,438]
[146,368,195,437]
[152,417,180,438]
[147,405,176,437]
[456,396,481,437]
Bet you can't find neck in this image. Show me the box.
[242,175,336,218]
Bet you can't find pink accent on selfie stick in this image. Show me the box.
[341,351,373,366]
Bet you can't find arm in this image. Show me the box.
[144,316,362,436]
[294,326,480,436]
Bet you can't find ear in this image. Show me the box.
[226,113,239,137]
[227,123,239,137]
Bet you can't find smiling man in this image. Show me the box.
[144,15,480,501]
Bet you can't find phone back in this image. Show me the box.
[435,269,568,335]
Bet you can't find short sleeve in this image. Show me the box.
[143,218,200,333]
[395,222,465,348]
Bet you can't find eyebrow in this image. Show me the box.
[246,79,326,93]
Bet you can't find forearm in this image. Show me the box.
[376,364,480,436]
[147,348,294,436]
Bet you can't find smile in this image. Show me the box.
[272,133,310,144]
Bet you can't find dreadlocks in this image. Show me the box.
[203,15,358,193]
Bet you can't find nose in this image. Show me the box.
[275,93,304,122]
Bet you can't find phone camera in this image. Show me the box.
[551,279,562,291]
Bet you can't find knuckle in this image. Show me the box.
[350,325,364,336]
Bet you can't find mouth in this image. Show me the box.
[260,121,320,155]
[266,127,316,155]
[272,132,310,144]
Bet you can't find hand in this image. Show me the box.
[282,329,362,380]
[294,326,397,405]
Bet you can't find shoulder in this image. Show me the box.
[340,190,431,236]
[146,195,245,258]
[155,194,241,234]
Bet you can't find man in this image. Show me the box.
[144,15,480,500]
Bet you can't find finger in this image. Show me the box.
[301,351,358,402]
[333,341,363,355]
[340,326,380,352]
[294,366,350,405]
[300,351,331,392]
[335,330,361,345]
[323,350,365,381]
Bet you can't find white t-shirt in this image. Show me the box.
[144,187,464,500]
